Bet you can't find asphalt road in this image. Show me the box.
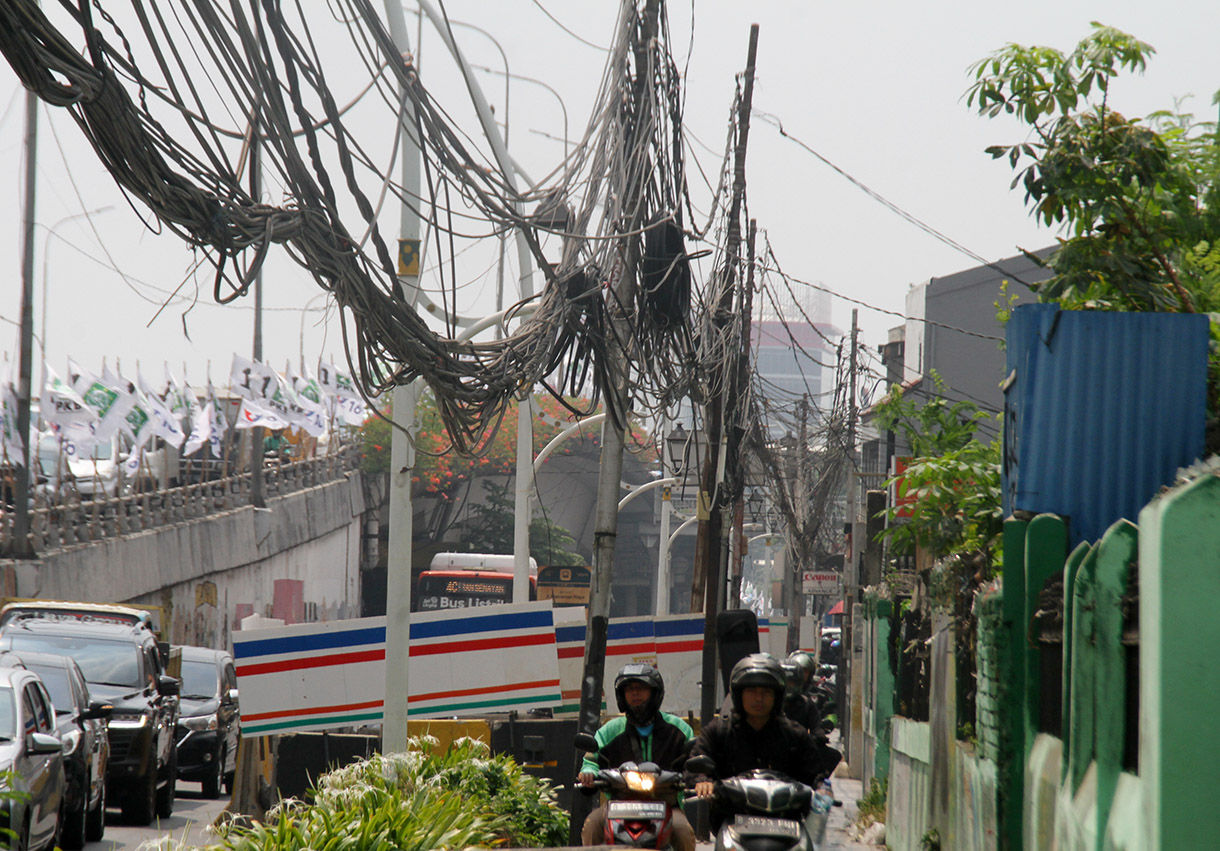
[85,780,231,851]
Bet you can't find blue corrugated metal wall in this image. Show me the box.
[1003,304,1208,547]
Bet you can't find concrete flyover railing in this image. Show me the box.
[2,446,361,555]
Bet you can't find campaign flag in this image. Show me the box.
[138,372,186,448]
[40,365,95,430]
[317,360,359,400]
[164,367,192,427]
[207,381,227,458]
[0,382,25,466]
[230,355,280,404]
[182,392,212,457]
[71,362,134,441]
[234,397,290,431]
[283,366,326,437]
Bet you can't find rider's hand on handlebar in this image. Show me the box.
[579,772,597,788]
[694,781,715,798]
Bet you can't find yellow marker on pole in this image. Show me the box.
[397,239,420,276]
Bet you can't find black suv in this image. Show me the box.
[0,618,180,825]
[174,646,239,798]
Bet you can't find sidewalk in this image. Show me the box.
[820,770,879,849]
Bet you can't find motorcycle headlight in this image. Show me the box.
[180,712,218,732]
[623,770,655,793]
[108,711,150,729]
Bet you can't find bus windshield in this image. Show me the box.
[416,572,519,611]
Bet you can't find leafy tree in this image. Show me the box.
[871,374,1003,569]
[465,480,586,566]
[967,23,1220,313]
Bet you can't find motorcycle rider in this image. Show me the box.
[688,653,832,831]
[580,663,696,851]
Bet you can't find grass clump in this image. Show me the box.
[855,776,887,829]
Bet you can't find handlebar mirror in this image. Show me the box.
[686,755,716,776]
[574,732,599,753]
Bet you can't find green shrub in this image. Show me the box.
[197,735,567,851]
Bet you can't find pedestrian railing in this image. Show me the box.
[1,446,361,555]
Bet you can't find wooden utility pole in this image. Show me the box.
[693,24,759,726]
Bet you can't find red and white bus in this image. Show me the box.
[414,553,538,611]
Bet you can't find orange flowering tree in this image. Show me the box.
[359,392,657,499]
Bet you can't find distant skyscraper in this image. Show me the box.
[752,285,840,413]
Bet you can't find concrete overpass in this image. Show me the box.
[0,449,377,648]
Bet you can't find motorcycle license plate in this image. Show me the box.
[608,801,667,819]
[733,815,801,838]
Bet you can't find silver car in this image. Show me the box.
[0,665,65,851]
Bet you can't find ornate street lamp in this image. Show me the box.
[666,422,691,479]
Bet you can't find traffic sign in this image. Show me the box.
[801,570,840,595]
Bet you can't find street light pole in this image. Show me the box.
[41,206,114,368]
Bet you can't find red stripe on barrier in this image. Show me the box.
[409,633,553,656]
[409,678,560,703]
[237,648,385,677]
[604,642,654,656]
[655,640,703,653]
[244,699,384,722]
[557,647,584,659]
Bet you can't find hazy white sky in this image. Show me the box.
[1,0,1216,393]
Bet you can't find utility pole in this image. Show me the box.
[382,0,423,754]
[12,90,38,558]
[249,138,265,509]
[841,308,859,765]
[786,395,809,652]
[693,24,759,726]
[571,1,660,842]
[728,220,757,611]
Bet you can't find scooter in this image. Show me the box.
[687,756,835,851]
[575,732,686,849]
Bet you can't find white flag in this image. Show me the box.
[41,365,96,430]
[331,394,366,427]
[71,362,135,442]
[284,365,327,437]
[164,367,191,427]
[318,360,360,401]
[230,355,280,404]
[207,381,226,458]
[182,395,212,457]
[234,397,290,431]
[0,383,26,467]
[139,372,186,448]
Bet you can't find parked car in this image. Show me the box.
[0,651,111,848]
[0,616,179,825]
[174,646,239,798]
[0,663,65,851]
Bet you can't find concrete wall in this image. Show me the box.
[952,742,999,851]
[5,473,368,649]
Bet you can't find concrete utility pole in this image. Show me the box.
[249,138,266,510]
[841,308,859,764]
[786,395,809,653]
[12,90,38,558]
[692,24,759,725]
[569,2,660,842]
[382,0,423,754]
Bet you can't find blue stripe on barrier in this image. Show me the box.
[409,609,554,639]
[233,626,387,659]
[654,618,703,638]
[555,625,585,643]
[607,619,653,639]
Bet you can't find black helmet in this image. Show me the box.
[614,663,665,725]
[788,651,816,690]
[778,660,801,700]
[728,653,785,717]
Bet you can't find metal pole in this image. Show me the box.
[250,139,265,510]
[12,91,38,558]
[383,0,423,753]
[656,419,673,615]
